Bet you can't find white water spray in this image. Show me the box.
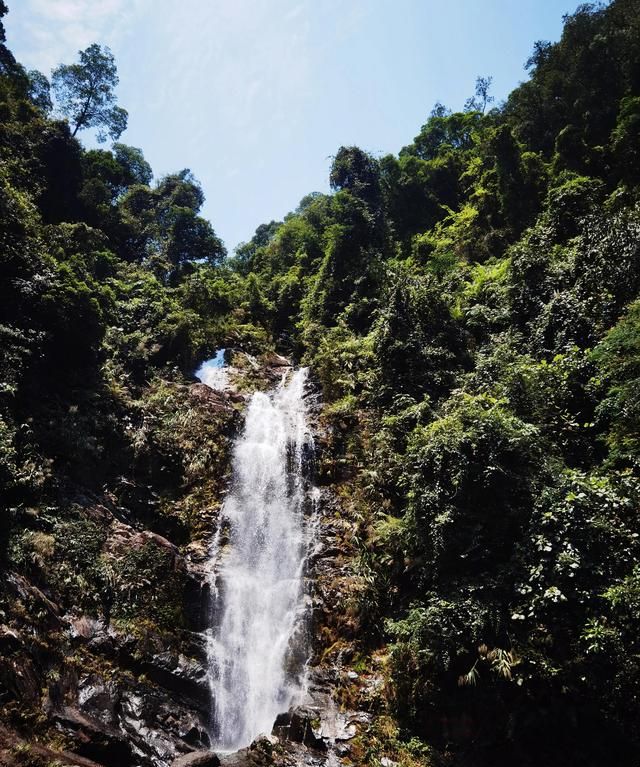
[206,368,314,751]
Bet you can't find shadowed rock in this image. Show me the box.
[272,706,327,751]
[172,751,221,767]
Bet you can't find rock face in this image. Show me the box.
[44,631,213,766]
[0,501,215,767]
[40,661,207,765]
[217,738,275,767]
[52,706,136,766]
[172,751,220,767]
[170,739,278,767]
[273,707,326,751]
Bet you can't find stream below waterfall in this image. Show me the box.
[205,367,315,751]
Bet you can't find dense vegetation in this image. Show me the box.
[1,0,640,765]
[230,1,640,763]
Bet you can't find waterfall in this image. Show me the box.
[206,368,314,751]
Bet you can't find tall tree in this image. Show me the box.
[51,43,128,142]
[27,69,52,112]
[464,75,494,114]
[0,0,19,75]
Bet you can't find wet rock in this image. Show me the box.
[0,636,38,712]
[77,673,120,727]
[119,686,209,763]
[70,615,102,642]
[218,737,274,767]
[53,706,137,766]
[181,724,210,747]
[65,615,120,658]
[178,630,209,661]
[46,666,81,710]
[273,706,327,751]
[185,539,210,565]
[189,383,235,412]
[143,651,209,708]
[105,519,181,565]
[83,503,114,525]
[272,711,290,733]
[217,753,252,767]
[183,569,211,631]
[172,751,220,767]
[138,529,180,555]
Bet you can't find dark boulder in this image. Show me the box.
[218,737,274,766]
[272,706,326,751]
[172,751,221,767]
[142,650,210,709]
[52,706,137,766]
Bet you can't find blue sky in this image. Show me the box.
[5,0,581,251]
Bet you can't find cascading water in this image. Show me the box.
[206,367,314,751]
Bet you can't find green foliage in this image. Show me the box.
[51,43,127,141]
[2,2,640,763]
[26,70,51,113]
[371,266,467,403]
[132,377,236,490]
[508,204,640,355]
[506,0,640,157]
[386,597,491,718]
[402,394,544,584]
[207,12,640,759]
[464,75,495,115]
[330,146,382,213]
[7,507,106,611]
[545,174,605,238]
[110,541,186,628]
[612,96,640,182]
[592,300,640,464]
[402,109,483,162]
[302,190,384,330]
[113,142,153,186]
[308,324,375,403]
[118,169,226,279]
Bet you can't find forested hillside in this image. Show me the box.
[1,1,640,765]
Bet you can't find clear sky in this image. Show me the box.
[5,0,581,251]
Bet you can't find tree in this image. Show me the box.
[51,43,128,142]
[612,96,640,182]
[118,169,226,277]
[430,102,451,118]
[402,110,482,161]
[464,75,494,114]
[0,0,17,74]
[27,70,52,113]
[113,143,152,186]
[330,146,382,211]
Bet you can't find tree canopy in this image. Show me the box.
[51,43,127,141]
